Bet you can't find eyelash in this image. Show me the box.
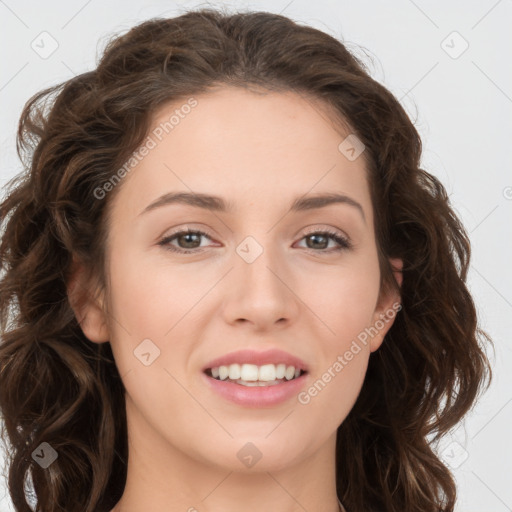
[157,228,352,255]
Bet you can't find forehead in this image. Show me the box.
[151,85,353,150]
[108,86,373,224]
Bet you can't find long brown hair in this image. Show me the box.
[0,7,493,512]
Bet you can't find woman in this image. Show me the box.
[0,7,493,512]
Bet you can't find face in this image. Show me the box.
[72,86,401,476]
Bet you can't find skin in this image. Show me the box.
[69,85,402,512]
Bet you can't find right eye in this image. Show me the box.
[158,228,214,254]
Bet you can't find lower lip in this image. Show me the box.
[201,372,308,407]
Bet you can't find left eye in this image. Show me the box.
[158,229,352,254]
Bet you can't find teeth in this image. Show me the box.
[284,366,295,380]
[236,379,282,387]
[218,366,229,380]
[258,364,276,381]
[209,363,303,383]
[229,363,241,380]
[240,364,259,381]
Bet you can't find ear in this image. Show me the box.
[369,257,403,353]
[67,257,110,344]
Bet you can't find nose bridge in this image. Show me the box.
[223,231,297,326]
[235,233,286,298]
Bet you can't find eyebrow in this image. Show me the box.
[138,191,366,223]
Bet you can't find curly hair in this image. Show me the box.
[0,7,493,512]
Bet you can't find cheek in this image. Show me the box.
[301,256,381,338]
[105,245,214,378]
[107,244,205,333]
[297,276,377,422]
[295,326,371,439]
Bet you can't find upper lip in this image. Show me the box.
[202,348,309,372]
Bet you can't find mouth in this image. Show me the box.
[204,363,308,387]
[202,363,309,407]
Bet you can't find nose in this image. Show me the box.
[221,243,300,331]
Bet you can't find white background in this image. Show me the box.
[1,1,511,511]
